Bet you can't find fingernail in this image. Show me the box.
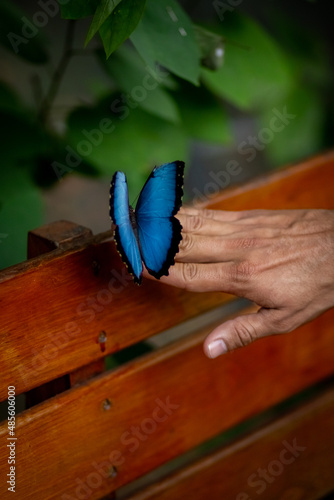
[207,339,227,359]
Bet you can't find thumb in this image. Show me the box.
[203,308,280,358]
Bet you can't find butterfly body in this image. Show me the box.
[110,161,184,284]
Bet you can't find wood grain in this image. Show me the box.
[26,222,100,407]
[0,239,228,401]
[1,153,334,400]
[0,304,334,499]
[203,150,334,211]
[124,386,334,500]
[27,220,93,258]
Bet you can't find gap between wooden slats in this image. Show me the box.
[1,152,334,400]
[122,385,334,500]
[0,305,334,499]
[0,240,229,401]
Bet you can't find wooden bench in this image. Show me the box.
[1,152,334,499]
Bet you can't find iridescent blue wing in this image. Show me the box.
[109,171,143,284]
[135,161,184,279]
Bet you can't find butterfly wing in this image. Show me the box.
[109,171,143,284]
[135,161,184,279]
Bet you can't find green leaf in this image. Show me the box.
[60,0,100,19]
[0,166,43,270]
[202,13,292,111]
[259,85,325,167]
[0,0,48,64]
[172,82,231,144]
[130,0,200,85]
[85,0,123,45]
[102,45,180,122]
[99,0,147,58]
[66,97,187,200]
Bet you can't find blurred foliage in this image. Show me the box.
[0,0,333,269]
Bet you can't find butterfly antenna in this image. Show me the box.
[223,36,251,51]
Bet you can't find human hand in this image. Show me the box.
[145,207,334,358]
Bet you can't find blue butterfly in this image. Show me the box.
[109,161,185,285]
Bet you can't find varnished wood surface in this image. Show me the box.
[205,150,334,211]
[27,220,93,258]
[0,305,333,499]
[26,223,107,406]
[1,153,334,400]
[125,386,334,500]
[0,240,229,401]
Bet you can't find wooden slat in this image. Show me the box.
[0,240,228,400]
[26,221,98,407]
[205,150,334,211]
[124,386,334,500]
[27,220,93,258]
[1,305,334,500]
[1,152,334,399]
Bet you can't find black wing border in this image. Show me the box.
[139,160,185,280]
[109,172,143,285]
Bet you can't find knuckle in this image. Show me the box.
[201,208,214,218]
[188,215,204,232]
[232,319,257,347]
[234,238,257,249]
[232,260,257,284]
[194,208,215,220]
[179,233,194,255]
[181,262,199,289]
